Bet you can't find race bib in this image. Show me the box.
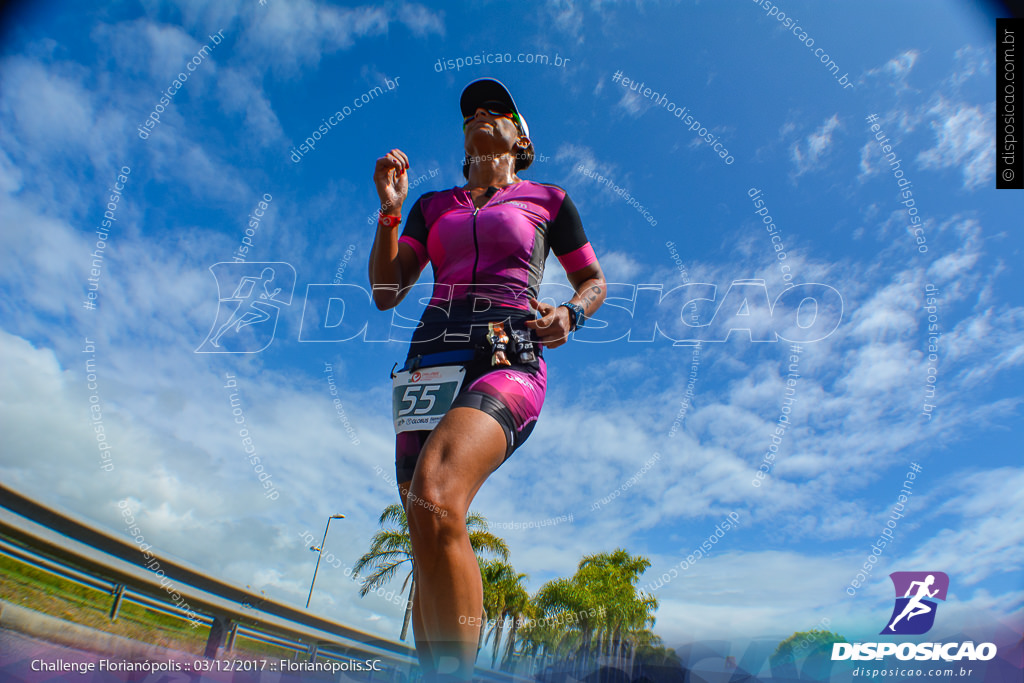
[392,365,466,433]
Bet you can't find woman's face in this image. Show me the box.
[463,105,525,153]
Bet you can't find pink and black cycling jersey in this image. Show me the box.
[392,181,596,482]
[399,180,597,316]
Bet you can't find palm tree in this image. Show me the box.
[499,581,531,671]
[578,549,656,675]
[512,597,548,671]
[534,576,600,676]
[479,559,515,662]
[354,503,509,641]
[477,560,531,671]
[631,631,683,680]
[530,549,656,678]
[352,504,415,639]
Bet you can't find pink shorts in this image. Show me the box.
[395,358,547,483]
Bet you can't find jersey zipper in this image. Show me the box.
[470,186,501,289]
[471,206,480,287]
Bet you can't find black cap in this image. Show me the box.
[460,78,529,138]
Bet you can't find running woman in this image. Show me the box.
[368,78,606,681]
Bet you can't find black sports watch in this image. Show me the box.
[559,302,586,331]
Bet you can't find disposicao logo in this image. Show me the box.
[882,571,948,635]
[832,572,997,662]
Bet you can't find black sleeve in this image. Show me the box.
[547,192,590,257]
[399,194,430,247]
[398,193,436,270]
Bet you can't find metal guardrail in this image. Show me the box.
[0,533,214,627]
[0,482,525,682]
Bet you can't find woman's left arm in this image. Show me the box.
[526,261,606,349]
[567,261,607,320]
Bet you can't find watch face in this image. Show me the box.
[562,303,582,329]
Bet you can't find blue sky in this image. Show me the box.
[1,0,1022,670]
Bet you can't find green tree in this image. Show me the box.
[479,560,514,664]
[526,549,657,677]
[499,577,531,670]
[578,549,657,675]
[534,576,596,671]
[631,631,683,680]
[478,560,530,669]
[515,597,567,673]
[353,503,508,641]
[771,629,847,679]
[773,629,847,662]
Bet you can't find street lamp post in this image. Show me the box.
[305,513,345,609]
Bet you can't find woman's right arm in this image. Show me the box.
[368,149,420,310]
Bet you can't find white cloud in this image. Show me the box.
[0,57,99,155]
[215,66,285,144]
[917,98,993,190]
[790,114,841,177]
[545,0,585,43]
[0,146,22,193]
[615,88,645,118]
[947,45,991,89]
[595,250,644,282]
[236,2,442,76]
[863,49,920,93]
[0,324,416,638]
[396,3,446,37]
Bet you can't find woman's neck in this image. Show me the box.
[464,154,517,189]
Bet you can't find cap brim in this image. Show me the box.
[460,78,529,138]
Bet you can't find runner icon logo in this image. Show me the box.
[196,262,296,353]
[881,571,949,635]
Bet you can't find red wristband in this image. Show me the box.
[378,214,401,228]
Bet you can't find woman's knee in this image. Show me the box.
[408,441,467,513]
[409,515,464,568]
[407,487,463,544]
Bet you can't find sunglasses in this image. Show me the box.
[463,103,523,134]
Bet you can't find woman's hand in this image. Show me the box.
[374,148,410,217]
[525,297,574,349]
